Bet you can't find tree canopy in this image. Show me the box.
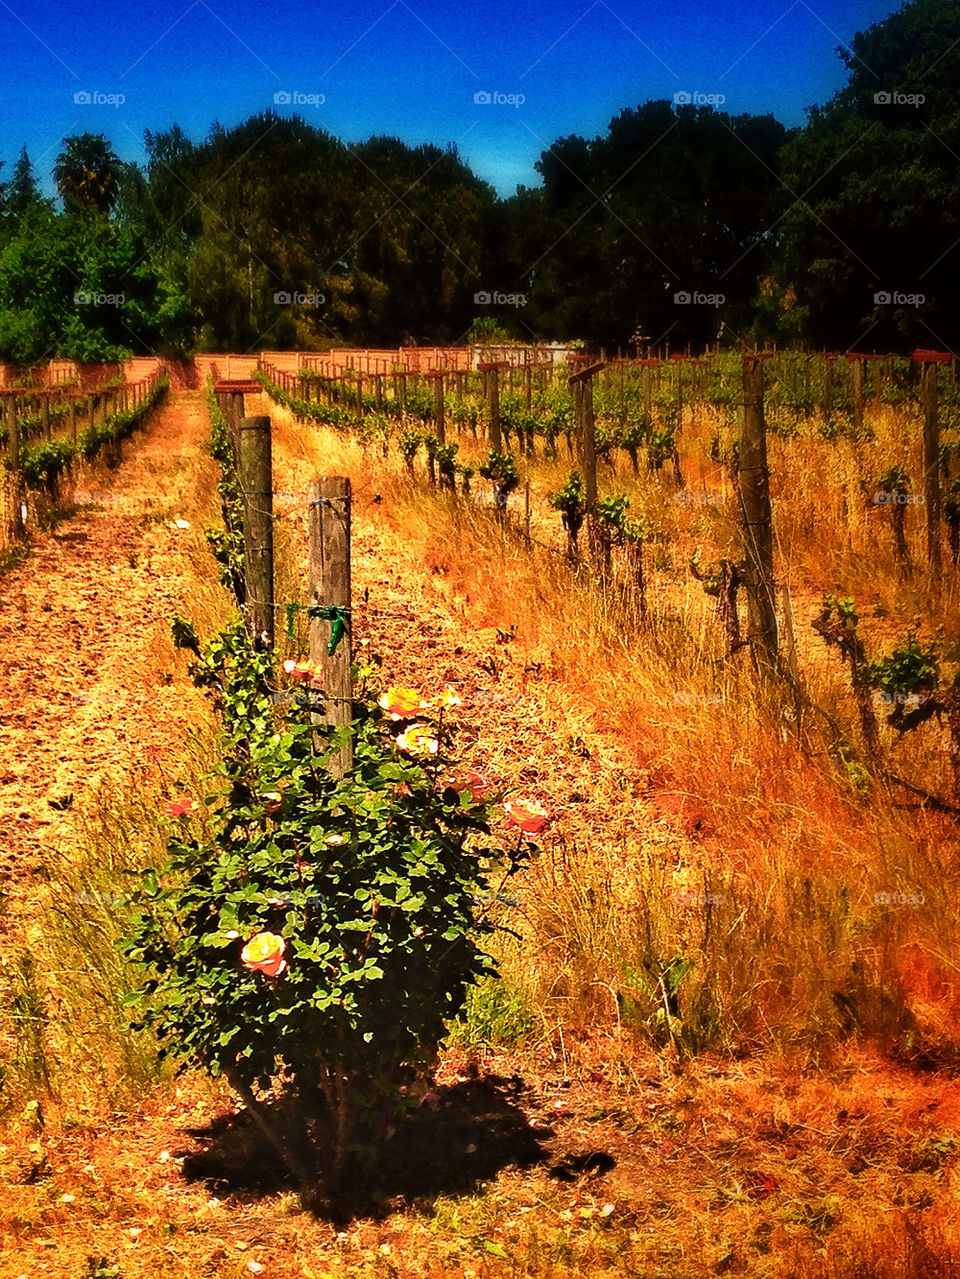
[0,0,957,363]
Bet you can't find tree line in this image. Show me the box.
[0,0,956,364]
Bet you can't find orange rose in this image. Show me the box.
[504,798,548,835]
[241,932,287,978]
[283,658,321,684]
[164,797,196,818]
[379,686,429,720]
[396,723,439,756]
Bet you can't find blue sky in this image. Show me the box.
[0,0,904,197]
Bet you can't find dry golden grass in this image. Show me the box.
[2,384,960,1278]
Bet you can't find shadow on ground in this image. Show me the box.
[175,1071,555,1220]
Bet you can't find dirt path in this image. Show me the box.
[0,391,222,900]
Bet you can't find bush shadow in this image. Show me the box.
[175,1071,554,1221]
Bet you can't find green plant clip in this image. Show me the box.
[285,601,350,654]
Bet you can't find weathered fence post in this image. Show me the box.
[238,415,275,648]
[433,373,445,444]
[483,363,502,451]
[850,356,864,434]
[42,394,51,441]
[739,356,778,670]
[6,396,23,540]
[308,476,353,777]
[922,360,942,578]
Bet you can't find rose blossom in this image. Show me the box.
[379,686,429,720]
[504,798,548,835]
[396,723,439,756]
[241,932,287,978]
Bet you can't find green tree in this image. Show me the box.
[54,133,122,214]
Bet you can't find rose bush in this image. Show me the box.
[120,615,528,1187]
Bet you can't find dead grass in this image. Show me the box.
[2,385,959,1277]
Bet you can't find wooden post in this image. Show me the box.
[579,378,597,511]
[238,415,275,648]
[486,366,502,451]
[42,394,51,441]
[6,397,23,540]
[374,375,383,412]
[70,396,77,442]
[739,357,778,670]
[850,357,863,433]
[922,362,941,577]
[823,356,834,417]
[524,480,531,546]
[308,477,353,777]
[433,374,445,444]
[642,364,652,423]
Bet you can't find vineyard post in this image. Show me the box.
[374,375,383,412]
[308,476,353,778]
[823,356,834,417]
[398,372,407,412]
[238,415,275,649]
[42,393,51,441]
[570,361,604,555]
[6,396,23,540]
[739,356,778,670]
[851,358,864,433]
[486,366,502,451]
[524,480,531,546]
[922,361,941,577]
[356,373,363,414]
[433,373,445,443]
[524,363,532,411]
[642,363,652,423]
[70,396,77,443]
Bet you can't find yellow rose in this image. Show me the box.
[396,723,439,756]
[379,686,429,720]
[241,932,287,978]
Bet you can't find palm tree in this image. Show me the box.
[53,133,121,214]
